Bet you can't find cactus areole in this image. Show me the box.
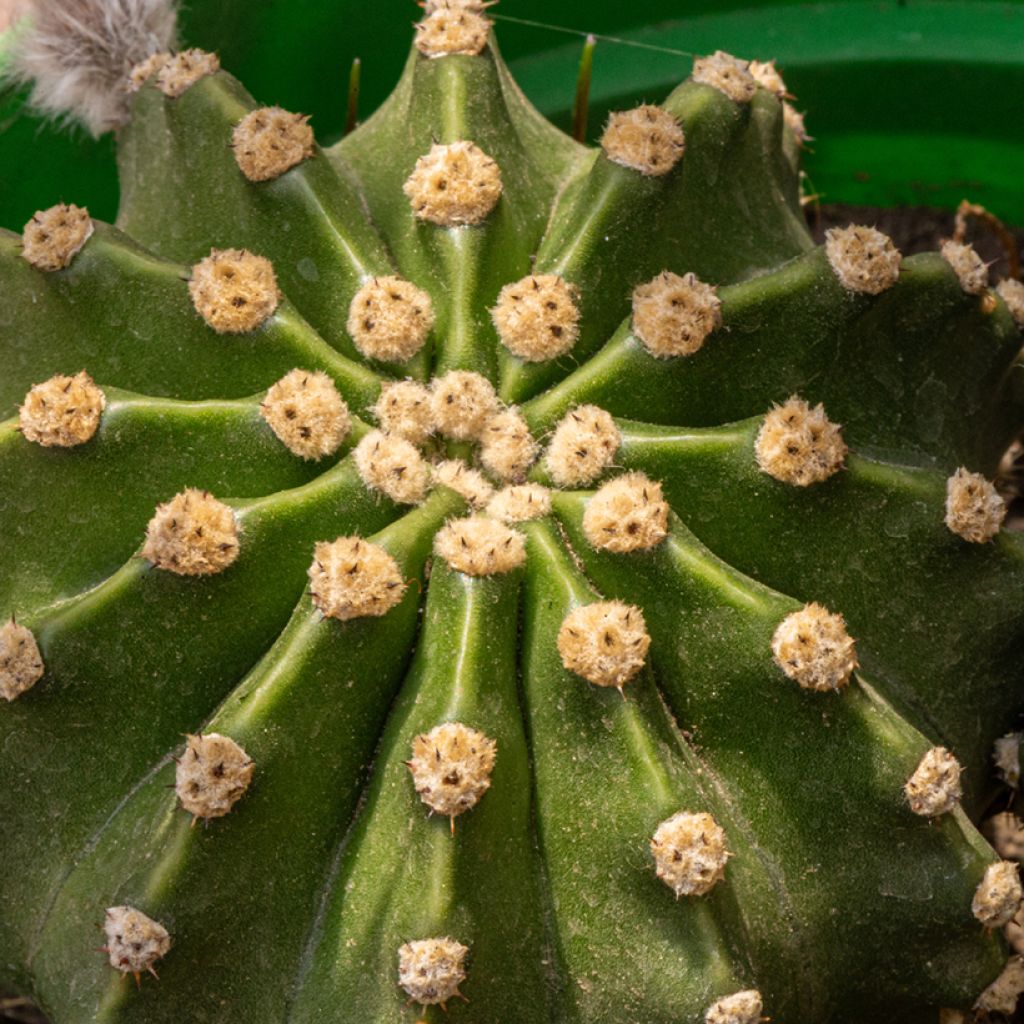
[1,6,1023,1024]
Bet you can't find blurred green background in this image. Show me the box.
[0,0,1022,231]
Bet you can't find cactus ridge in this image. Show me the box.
[0,14,1023,1024]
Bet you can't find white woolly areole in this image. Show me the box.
[600,104,685,177]
[748,59,787,96]
[545,405,621,487]
[825,225,902,295]
[692,51,757,103]
[783,103,810,145]
[557,600,650,690]
[772,602,858,692]
[945,467,1005,543]
[433,460,494,510]
[308,537,406,621]
[430,370,498,440]
[261,370,349,460]
[347,276,435,363]
[398,937,469,1006]
[631,271,722,358]
[231,106,314,183]
[705,989,764,1024]
[975,956,1024,1014]
[486,483,551,523]
[127,52,168,91]
[154,48,219,97]
[941,240,989,296]
[175,732,254,821]
[415,8,491,58]
[996,278,1024,328]
[19,371,105,447]
[5,0,178,135]
[403,140,502,226]
[582,472,669,553]
[21,203,94,271]
[434,516,525,576]
[904,746,962,818]
[491,274,581,362]
[755,396,846,486]
[407,721,497,820]
[994,732,1021,789]
[189,248,280,334]
[479,408,539,482]
[354,430,430,505]
[0,621,44,702]
[972,861,1023,929]
[372,380,434,443]
[142,488,239,575]
[103,905,171,976]
[651,811,729,897]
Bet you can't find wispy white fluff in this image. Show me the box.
[4,0,178,135]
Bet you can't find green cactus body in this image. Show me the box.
[0,11,1022,1024]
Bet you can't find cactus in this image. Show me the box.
[1,4,1023,1023]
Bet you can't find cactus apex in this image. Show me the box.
[308,537,407,621]
[403,141,503,226]
[188,248,281,334]
[18,371,106,448]
[600,104,685,177]
[355,430,431,505]
[631,270,722,358]
[127,52,170,93]
[434,516,526,576]
[491,274,581,363]
[21,202,94,271]
[940,240,990,296]
[347,276,435,363]
[153,48,220,98]
[231,107,315,183]
[407,721,497,824]
[771,603,858,693]
[557,599,650,692]
[479,408,539,482]
[904,746,963,818]
[102,905,171,980]
[261,369,350,461]
[945,467,1006,543]
[414,8,491,58]
[486,483,551,523]
[545,405,621,487]
[141,488,240,576]
[650,811,730,897]
[397,936,469,1006]
[691,51,757,104]
[824,225,902,295]
[583,472,669,553]
[996,277,1024,327]
[755,397,847,486]
[705,989,765,1024]
[433,459,495,510]
[175,733,254,822]
[0,620,45,702]
[971,861,1023,929]
[373,380,435,443]
[748,59,788,97]
[430,371,499,441]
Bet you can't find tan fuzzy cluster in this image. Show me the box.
[175,732,254,822]
[21,203,93,271]
[557,600,650,691]
[479,408,539,481]
[692,51,757,103]
[433,459,494,510]
[940,240,989,295]
[705,990,764,1024]
[783,103,810,145]
[904,746,962,818]
[582,473,669,553]
[600,104,685,177]
[434,516,526,576]
[545,405,621,487]
[403,141,502,226]
[398,937,469,1006]
[103,906,171,978]
[415,8,491,57]
[771,602,858,692]
[975,956,1024,1015]
[189,248,280,334]
[0,621,44,702]
[971,861,1023,929]
[486,483,551,523]
[430,370,498,440]
[825,225,902,295]
[631,271,722,358]
[944,467,1005,543]
[651,811,730,897]
[997,277,1024,328]
[18,371,105,447]
[755,397,846,486]
[127,52,170,92]
[261,370,349,460]
[372,380,434,443]
[407,721,497,822]
[347,276,435,363]
[748,59,788,96]
[994,732,1021,789]
[491,274,581,362]
[142,489,239,576]
[154,48,220,98]
[308,537,406,620]
[231,106,314,182]
[354,431,430,505]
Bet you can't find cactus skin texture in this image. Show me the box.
[1,11,1024,1024]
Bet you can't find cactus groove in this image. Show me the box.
[1,7,1023,1024]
